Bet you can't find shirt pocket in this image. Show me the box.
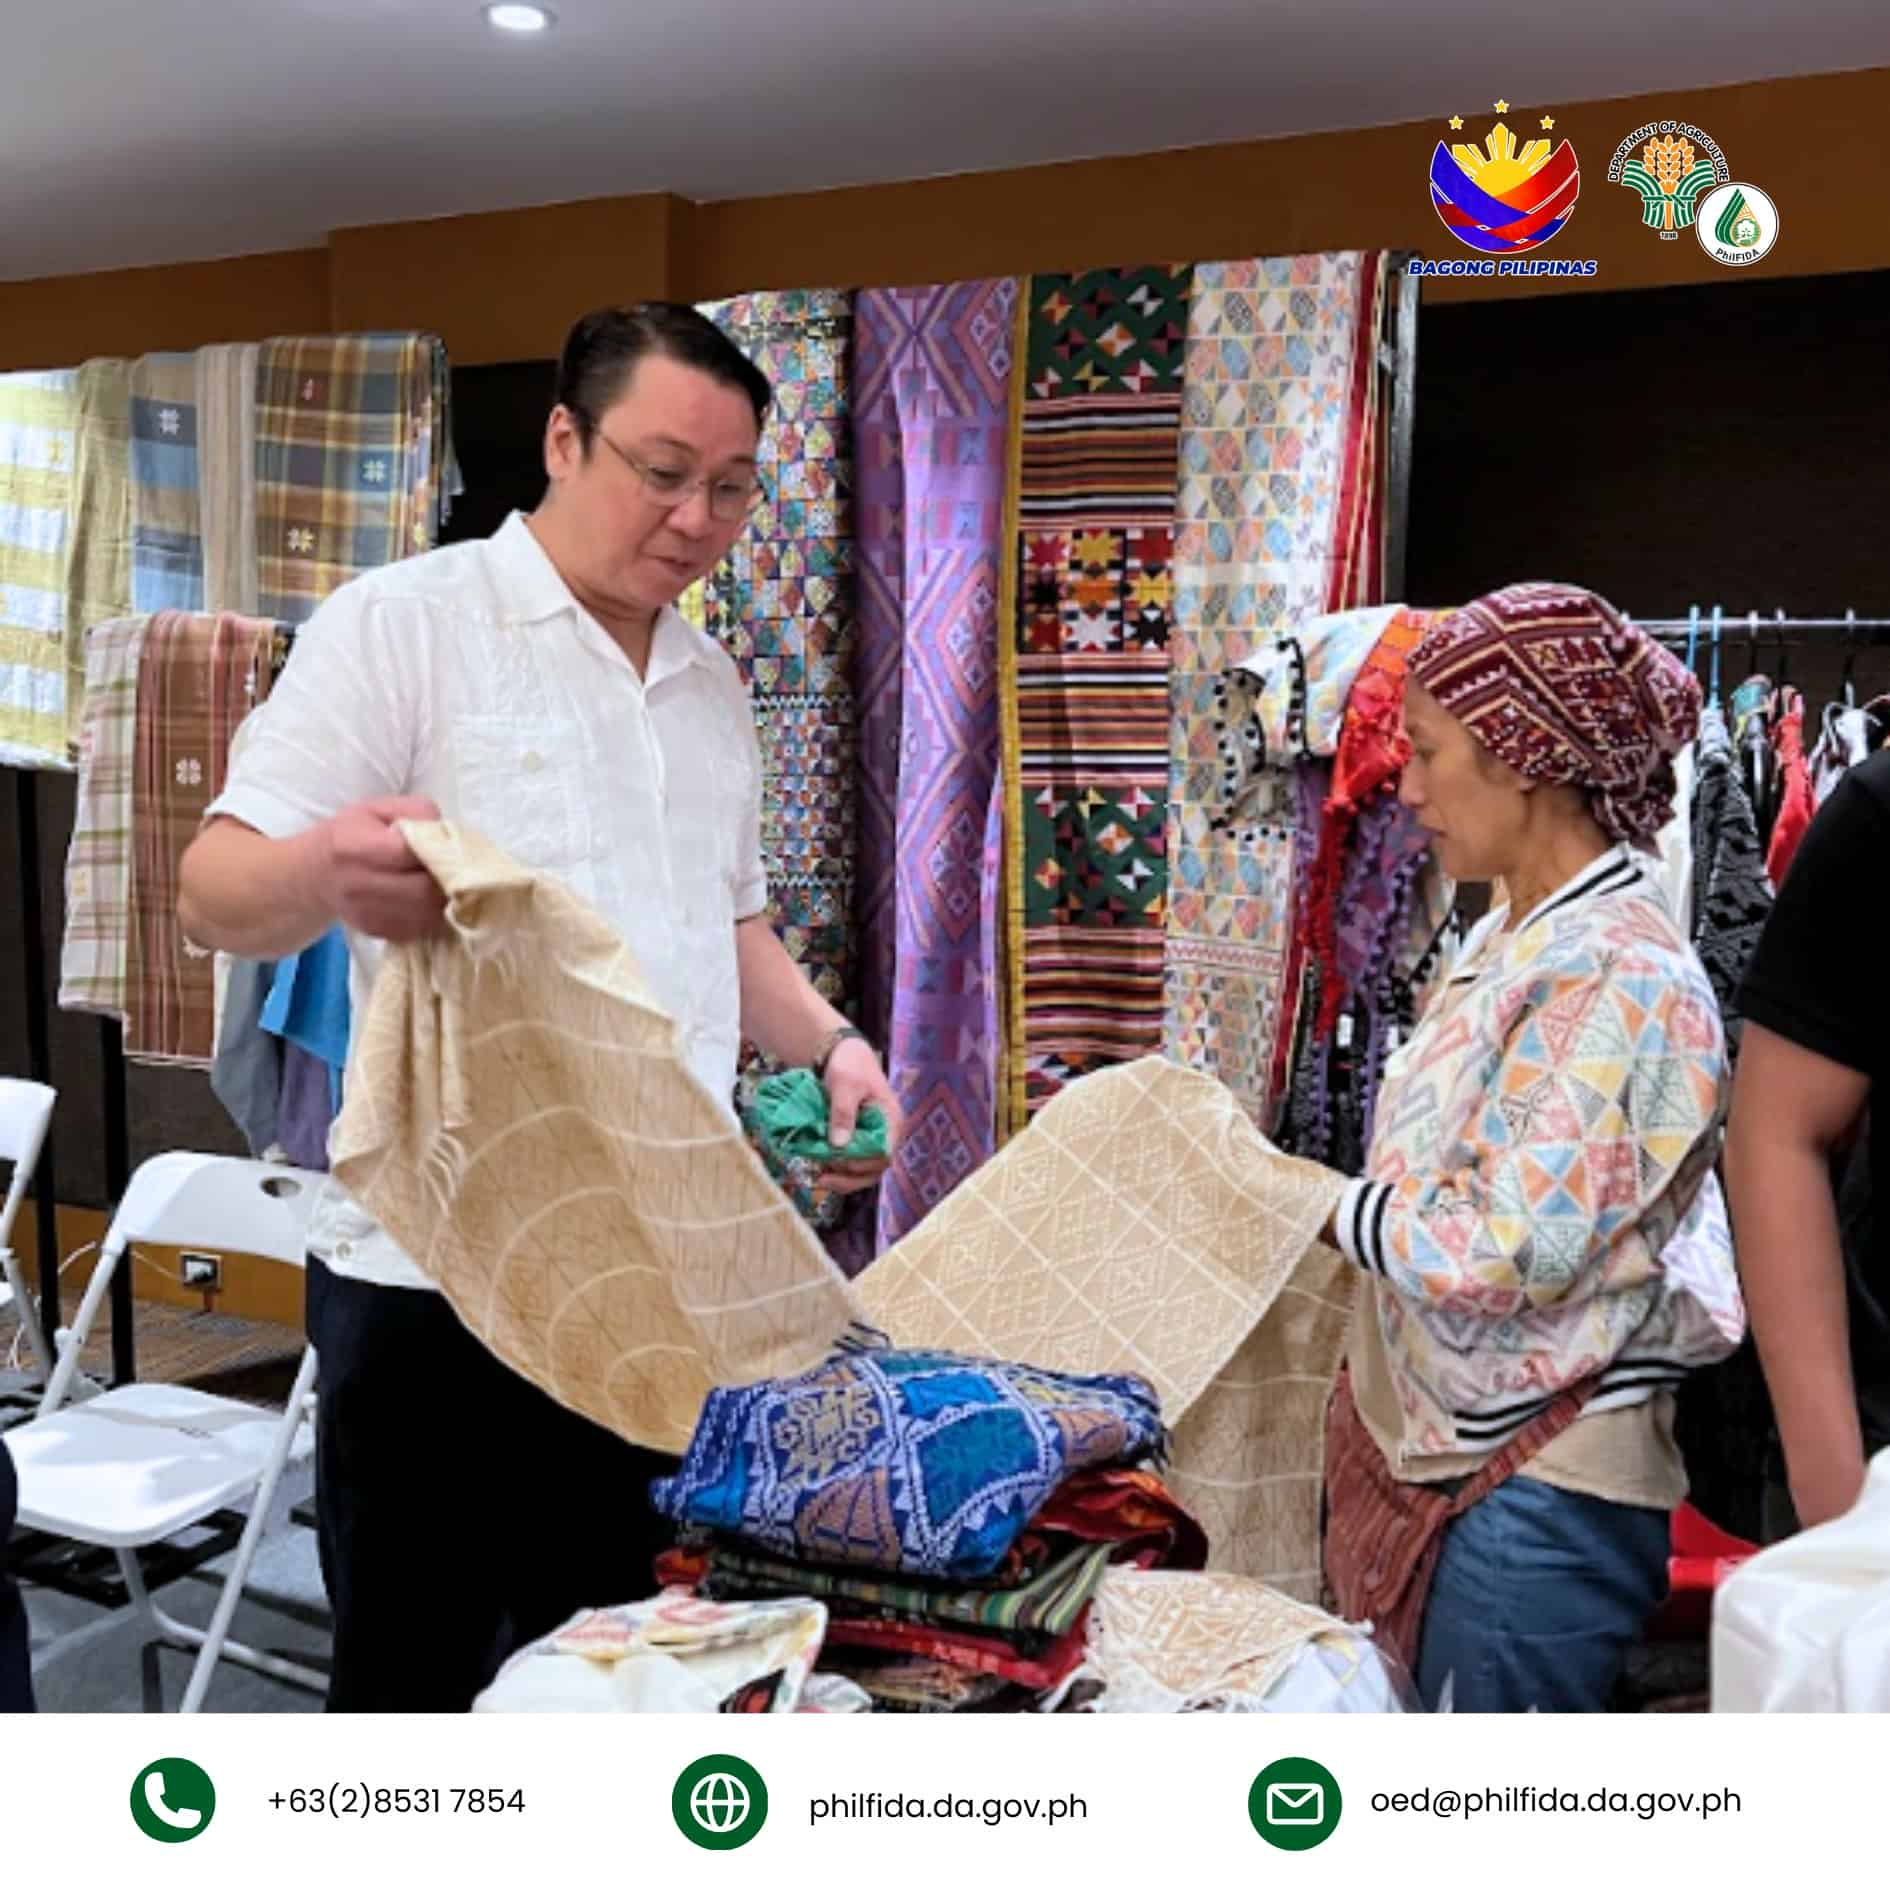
[450,715,584,872]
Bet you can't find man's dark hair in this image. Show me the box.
[554,303,772,448]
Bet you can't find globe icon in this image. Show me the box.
[690,1773,751,1834]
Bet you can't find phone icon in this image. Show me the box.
[130,1760,216,1843]
[147,1774,202,1830]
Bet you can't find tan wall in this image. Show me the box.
[3,65,1886,371]
[0,249,331,371]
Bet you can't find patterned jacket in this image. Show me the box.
[1335,846,1744,1465]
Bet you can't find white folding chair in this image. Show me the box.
[0,1079,57,1380]
[9,1153,326,1711]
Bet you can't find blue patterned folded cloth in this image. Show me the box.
[650,1347,1163,1581]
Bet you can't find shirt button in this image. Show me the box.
[336,1241,354,1261]
[522,751,544,773]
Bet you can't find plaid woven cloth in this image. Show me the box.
[254,334,453,622]
[59,617,152,1021]
[129,353,204,612]
[63,361,135,758]
[0,369,80,766]
[198,342,260,613]
[126,611,279,1064]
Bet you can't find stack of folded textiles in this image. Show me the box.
[651,1345,1206,1713]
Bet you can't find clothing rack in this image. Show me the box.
[1631,611,1890,640]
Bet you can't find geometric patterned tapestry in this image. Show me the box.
[1003,265,1192,1128]
[1162,254,1386,1130]
[698,290,860,1240]
[853,279,1019,1250]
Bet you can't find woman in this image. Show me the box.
[1322,581,1743,1713]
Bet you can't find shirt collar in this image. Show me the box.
[489,511,718,675]
[1450,843,1644,981]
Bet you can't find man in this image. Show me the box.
[1,1436,33,1711]
[1728,746,1890,1535]
[178,304,902,1710]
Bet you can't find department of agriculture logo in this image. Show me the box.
[1430,99,1580,254]
[130,1758,216,1844]
[1696,183,1781,266]
[673,1754,768,1851]
[1609,119,1730,240]
[1249,1756,1343,1852]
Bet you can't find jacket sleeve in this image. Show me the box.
[1335,954,1725,1317]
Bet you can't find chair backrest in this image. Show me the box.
[107,1154,325,1265]
[39,1155,325,1416]
[0,1079,56,1255]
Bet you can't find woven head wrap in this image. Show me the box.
[1407,581,1701,846]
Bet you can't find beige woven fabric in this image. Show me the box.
[1080,1568,1345,1711]
[335,831,1350,1589]
[859,1056,1350,1590]
[329,821,865,1455]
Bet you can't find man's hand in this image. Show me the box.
[818,1037,904,1196]
[313,797,447,942]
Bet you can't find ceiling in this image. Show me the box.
[6,0,1890,281]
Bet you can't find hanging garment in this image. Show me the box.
[128,352,205,613]
[253,333,454,623]
[1690,702,1774,1052]
[125,610,281,1064]
[851,280,1017,1249]
[1730,673,1776,845]
[1810,698,1873,805]
[0,369,80,767]
[1001,265,1191,1124]
[1163,254,1387,1133]
[58,616,150,1020]
[61,361,135,757]
[261,925,351,1114]
[197,342,260,613]
[209,954,283,1157]
[1649,741,1697,929]
[1764,685,1815,886]
[275,1043,335,1171]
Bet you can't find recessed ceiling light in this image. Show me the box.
[484,3,555,33]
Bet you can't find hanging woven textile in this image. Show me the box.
[1162,253,1387,1131]
[999,265,1192,1129]
[853,279,1019,1249]
[696,290,863,1241]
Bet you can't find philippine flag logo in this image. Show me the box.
[1431,103,1580,255]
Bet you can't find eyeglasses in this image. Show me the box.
[593,430,765,524]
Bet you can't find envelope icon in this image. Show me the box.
[1266,1783,1324,1826]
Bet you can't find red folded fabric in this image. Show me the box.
[1031,1466,1208,1570]
[820,1615,1091,1693]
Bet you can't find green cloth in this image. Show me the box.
[750,1067,888,1167]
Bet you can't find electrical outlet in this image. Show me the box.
[180,1252,222,1290]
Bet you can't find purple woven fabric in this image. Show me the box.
[851,280,1019,1255]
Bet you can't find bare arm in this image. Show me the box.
[178,799,446,958]
[1726,1021,1870,1529]
[735,914,850,1069]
